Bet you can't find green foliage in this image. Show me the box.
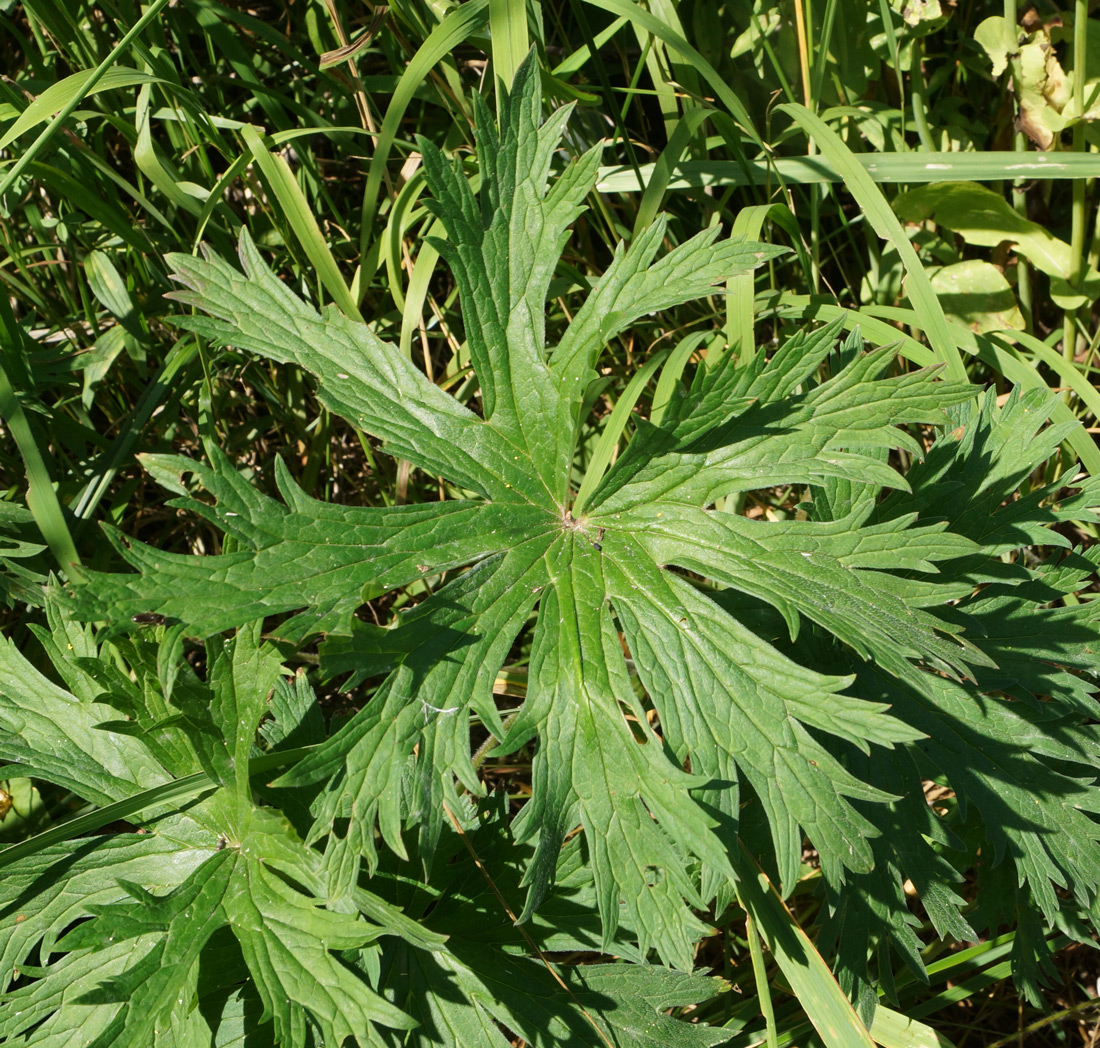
[1,55,1095,1046]
[4,3,1100,1043]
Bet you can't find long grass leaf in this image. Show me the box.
[489,0,529,110]
[400,234,443,362]
[0,0,172,198]
[996,327,1100,425]
[0,67,161,149]
[778,103,967,382]
[242,124,362,321]
[583,0,763,152]
[727,204,809,358]
[870,1005,959,1048]
[650,332,708,426]
[633,108,711,235]
[0,746,312,871]
[357,0,491,272]
[573,350,669,515]
[0,299,81,575]
[0,774,213,870]
[732,843,876,1048]
[133,82,203,217]
[597,152,1100,192]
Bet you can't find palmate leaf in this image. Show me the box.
[370,793,728,1048]
[0,609,426,1048]
[0,615,172,806]
[380,946,731,1048]
[776,386,1100,1006]
[0,835,211,997]
[7,836,413,1048]
[67,51,1100,995]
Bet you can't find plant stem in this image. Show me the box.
[1004,0,1034,331]
[1063,0,1088,376]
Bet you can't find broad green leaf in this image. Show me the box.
[0,835,211,995]
[0,826,413,1048]
[206,622,286,813]
[973,16,1018,77]
[380,943,730,1048]
[419,59,601,497]
[503,535,727,965]
[0,627,170,805]
[282,538,551,880]
[961,558,1100,715]
[165,240,554,506]
[372,800,728,1047]
[975,15,1093,152]
[894,182,1100,309]
[804,386,1100,994]
[72,449,553,639]
[550,217,785,402]
[0,776,45,842]
[928,260,1025,333]
[857,663,1100,928]
[585,325,976,513]
[816,747,974,1013]
[561,965,731,1048]
[259,669,325,751]
[0,500,46,608]
[877,387,1100,555]
[185,981,273,1048]
[624,503,984,678]
[0,937,163,1046]
[381,944,513,1048]
[53,850,236,1048]
[604,550,901,892]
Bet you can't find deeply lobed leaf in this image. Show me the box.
[55,53,1100,1016]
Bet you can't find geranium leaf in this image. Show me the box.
[58,51,1100,1025]
[54,850,235,1048]
[0,621,170,805]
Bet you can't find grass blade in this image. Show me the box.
[870,1005,959,1048]
[357,0,491,272]
[489,0,529,110]
[0,0,172,199]
[242,124,362,321]
[778,103,967,383]
[732,842,876,1048]
[598,152,1100,193]
[0,297,81,576]
[633,108,712,235]
[573,349,669,515]
[0,773,213,870]
[584,0,763,152]
[0,67,160,149]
